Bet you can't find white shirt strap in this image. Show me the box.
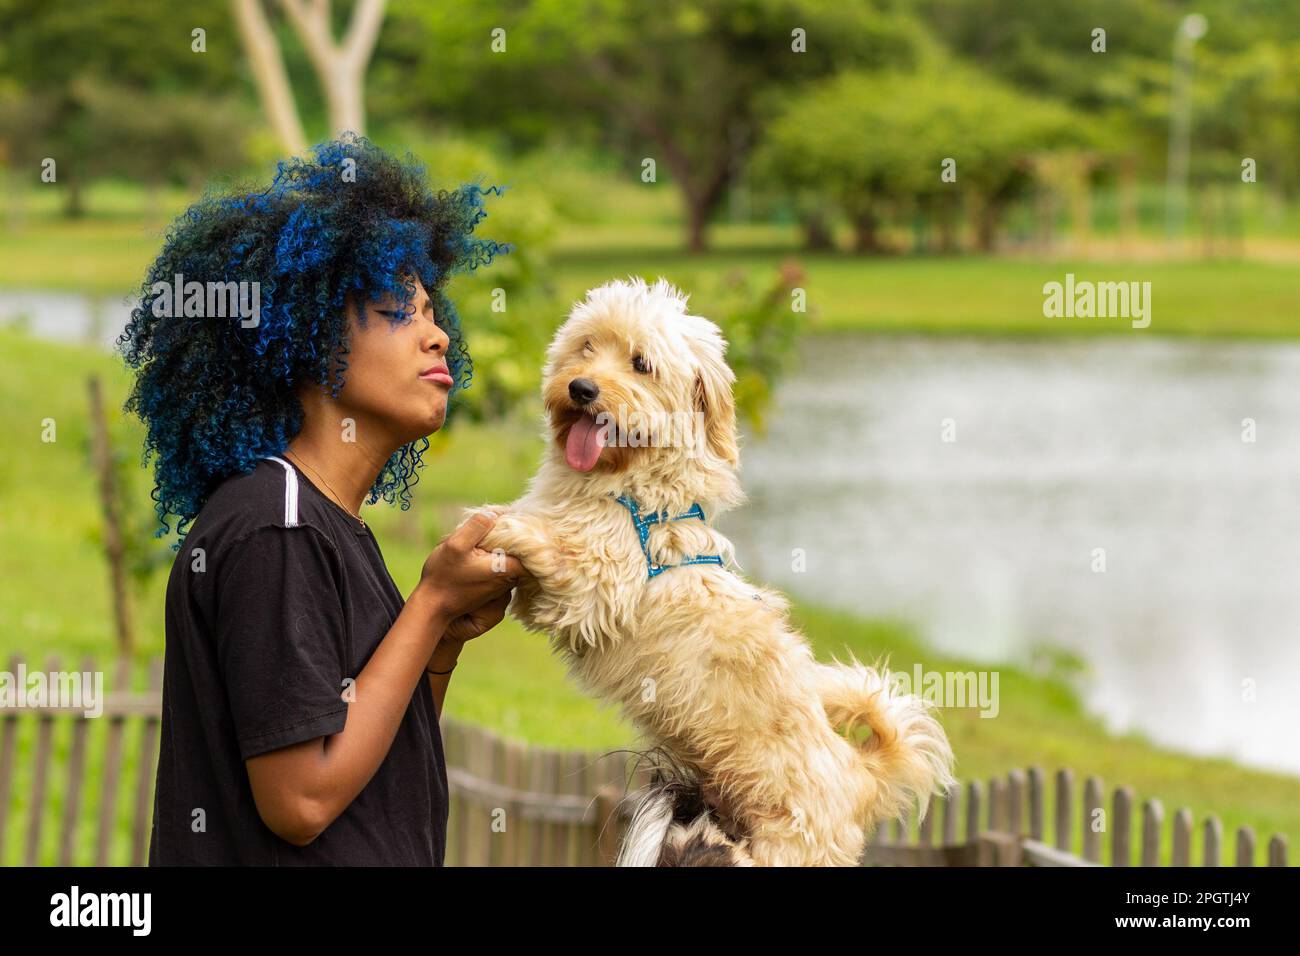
[263,456,300,527]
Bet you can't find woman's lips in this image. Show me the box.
[420,368,455,387]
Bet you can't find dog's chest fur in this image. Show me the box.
[509,497,807,752]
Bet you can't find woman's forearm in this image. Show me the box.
[425,639,465,718]
[246,586,449,844]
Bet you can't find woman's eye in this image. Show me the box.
[632,354,650,374]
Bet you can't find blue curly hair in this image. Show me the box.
[119,134,506,538]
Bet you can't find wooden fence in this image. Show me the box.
[866,767,1290,867]
[0,655,1291,867]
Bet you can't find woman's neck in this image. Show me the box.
[285,418,396,516]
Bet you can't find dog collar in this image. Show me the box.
[614,494,724,579]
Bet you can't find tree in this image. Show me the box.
[0,0,244,216]
[757,64,1095,252]
[232,0,387,153]
[389,0,925,252]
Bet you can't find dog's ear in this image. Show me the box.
[687,319,739,467]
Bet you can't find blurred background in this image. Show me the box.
[0,0,1297,866]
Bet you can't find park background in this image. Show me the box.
[0,0,1297,865]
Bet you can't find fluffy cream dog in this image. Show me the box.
[478,277,955,866]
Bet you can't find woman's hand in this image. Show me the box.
[442,590,512,645]
[413,511,527,629]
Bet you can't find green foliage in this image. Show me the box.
[387,0,928,247]
[757,63,1098,247]
[694,261,808,430]
[0,0,249,213]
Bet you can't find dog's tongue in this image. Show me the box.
[565,414,605,472]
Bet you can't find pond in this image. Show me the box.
[724,333,1300,774]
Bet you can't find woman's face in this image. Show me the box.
[333,276,456,448]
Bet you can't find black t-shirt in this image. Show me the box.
[149,456,448,865]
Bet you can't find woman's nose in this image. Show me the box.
[423,320,449,353]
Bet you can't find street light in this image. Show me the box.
[1166,13,1209,246]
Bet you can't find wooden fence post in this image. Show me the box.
[1268,835,1288,867]
[1007,769,1026,837]
[1027,766,1045,842]
[1204,817,1222,867]
[942,784,959,846]
[966,780,983,843]
[94,658,132,866]
[988,776,1006,833]
[1112,786,1134,867]
[1055,768,1074,853]
[1082,776,1104,864]
[24,654,59,865]
[1141,799,1163,867]
[1235,826,1255,868]
[59,655,96,866]
[596,785,623,866]
[1172,808,1193,866]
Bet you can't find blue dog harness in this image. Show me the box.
[614,494,724,579]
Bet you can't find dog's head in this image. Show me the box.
[542,277,739,482]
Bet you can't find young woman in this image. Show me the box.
[121,136,526,865]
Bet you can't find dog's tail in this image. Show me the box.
[815,659,957,827]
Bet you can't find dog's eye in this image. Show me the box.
[583,340,595,355]
[632,354,650,374]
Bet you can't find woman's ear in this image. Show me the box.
[690,325,739,468]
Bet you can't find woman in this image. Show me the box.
[122,136,525,865]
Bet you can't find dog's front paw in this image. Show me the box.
[466,503,510,522]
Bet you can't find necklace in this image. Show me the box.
[283,449,366,529]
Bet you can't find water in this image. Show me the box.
[0,290,134,350]
[725,334,1300,775]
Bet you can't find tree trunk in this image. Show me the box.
[682,175,728,254]
[801,212,834,251]
[852,209,881,254]
[88,376,133,654]
[686,203,709,254]
[232,0,308,154]
[976,197,1002,252]
[934,194,958,253]
[327,64,367,137]
[279,0,386,139]
[63,176,86,219]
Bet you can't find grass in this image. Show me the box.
[5,181,1300,338]
[0,327,1296,865]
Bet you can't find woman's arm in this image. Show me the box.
[421,586,513,717]
[425,640,461,719]
[245,513,522,846]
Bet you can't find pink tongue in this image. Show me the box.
[565,414,605,472]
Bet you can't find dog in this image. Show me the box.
[478,277,956,866]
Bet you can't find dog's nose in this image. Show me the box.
[568,377,600,405]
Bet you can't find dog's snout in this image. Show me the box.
[568,377,600,405]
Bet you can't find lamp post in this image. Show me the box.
[1166,13,1208,247]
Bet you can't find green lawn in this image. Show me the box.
[0,328,1296,865]
[4,188,1300,338]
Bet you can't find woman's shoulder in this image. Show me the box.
[189,457,322,548]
